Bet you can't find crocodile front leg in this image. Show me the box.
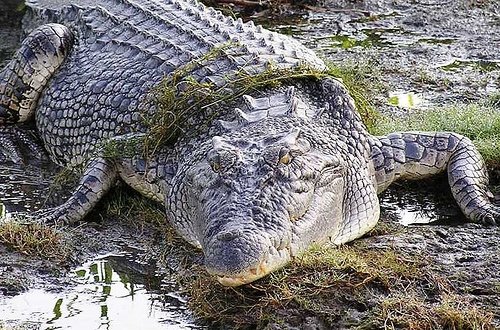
[0,23,73,124]
[31,157,118,225]
[372,132,499,225]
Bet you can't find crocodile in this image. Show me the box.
[0,0,499,286]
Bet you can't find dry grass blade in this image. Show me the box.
[0,221,71,262]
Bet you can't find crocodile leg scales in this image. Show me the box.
[34,157,118,225]
[373,132,499,224]
[0,23,73,124]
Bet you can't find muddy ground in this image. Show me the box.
[0,0,499,329]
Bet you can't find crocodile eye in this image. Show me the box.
[279,148,291,165]
[210,160,221,173]
[207,151,221,173]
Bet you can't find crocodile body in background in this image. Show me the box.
[0,0,498,286]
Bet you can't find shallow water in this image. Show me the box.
[0,247,205,329]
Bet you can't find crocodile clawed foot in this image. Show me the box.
[474,208,500,226]
[482,214,497,226]
[33,207,73,226]
[7,207,72,227]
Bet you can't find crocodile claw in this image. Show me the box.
[474,208,500,226]
[7,206,72,227]
[483,214,496,226]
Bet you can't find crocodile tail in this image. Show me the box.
[0,23,73,124]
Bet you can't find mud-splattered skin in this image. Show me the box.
[0,0,498,286]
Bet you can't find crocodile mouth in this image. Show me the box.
[214,245,292,287]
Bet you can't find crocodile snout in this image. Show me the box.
[203,227,291,286]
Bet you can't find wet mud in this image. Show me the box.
[0,0,499,329]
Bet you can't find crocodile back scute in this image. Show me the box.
[27,0,326,165]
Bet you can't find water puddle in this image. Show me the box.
[316,27,409,50]
[380,179,466,226]
[387,91,425,108]
[0,248,205,329]
[349,10,402,24]
[254,14,309,36]
[439,59,500,72]
[417,37,456,45]
[0,161,61,217]
[325,30,459,50]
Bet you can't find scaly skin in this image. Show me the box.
[0,0,498,286]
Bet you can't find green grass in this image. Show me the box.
[0,222,71,262]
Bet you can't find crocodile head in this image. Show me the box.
[168,118,349,286]
[164,81,378,286]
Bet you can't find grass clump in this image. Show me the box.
[146,59,325,154]
[179,242,495,329]
[0,221,70,262]
[179,243,429,328]
[95,187,166,229]
[296,244,423,282]
[373,102,500,166]
[370,294,494,330]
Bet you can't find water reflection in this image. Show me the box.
[0,249,205,329]
[380,178,465,226]
[0,160,61,217]
[387,91,424,108]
